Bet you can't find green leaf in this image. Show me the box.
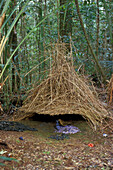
[0,0,4,9]
[1,0,11,16]
[0,163,5,166]
[43,151,50,154]
[1,0,23,33]
[0,64,4,67]
[0,156,18,162]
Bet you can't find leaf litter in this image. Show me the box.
[0,119,112,169]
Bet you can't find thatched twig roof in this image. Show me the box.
[15,43,108,128]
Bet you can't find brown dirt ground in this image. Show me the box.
[0,119,112,170]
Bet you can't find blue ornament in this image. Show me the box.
[56,120,61,130]
[19,136,24,140]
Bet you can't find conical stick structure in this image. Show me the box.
[16,43,108,127]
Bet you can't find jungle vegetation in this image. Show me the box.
[0,0,113,112]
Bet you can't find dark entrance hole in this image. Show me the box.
[28,114,85,123]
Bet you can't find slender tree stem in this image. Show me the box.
[74,0,106,82]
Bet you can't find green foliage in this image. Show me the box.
[0,0,112,111]
[0,0,30,79]
[0,162,5,166]
[0,156,18,161]
[0,0,10,16]
[0,156,18,166]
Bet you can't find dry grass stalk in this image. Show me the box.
[0,13,6,60]
[107,74,113,104]
[0,13,5,29]
[16,43,108,128]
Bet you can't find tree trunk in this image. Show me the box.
[74,0,106,82]
[96,0,99,57]
[39,0,44,80]
[60,0,72,51]
[11,0,20,92]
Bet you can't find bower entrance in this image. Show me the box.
[15,43,108,128]
[28,113,85,122]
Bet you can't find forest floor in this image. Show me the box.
[0,118,112,170]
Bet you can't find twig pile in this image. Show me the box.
[17,43,108,127]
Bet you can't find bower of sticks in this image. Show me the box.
[15,43,108,128]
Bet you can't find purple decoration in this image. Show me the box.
[55,120,80,134]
